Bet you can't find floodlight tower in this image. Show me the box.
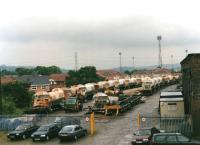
[185,49,188,57]
[75,52,78,71]
[171,54,174,71]
[119,52,122,73]
[157,35,162,68]
[132,56,135,71]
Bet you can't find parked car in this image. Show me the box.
[31,124,60,141]
[131,127,161,145]
[58,125,87,141]
[131,128,152,145]
[53,116,80,130]
[7,123,39,140]
[150,133,198,145]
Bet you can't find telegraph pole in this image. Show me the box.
[171,54,174,71]
[157,35,162,68]
[75,52,78,71]
[132,56,135,71]
[185,49,188,57]
[119,52,122,73]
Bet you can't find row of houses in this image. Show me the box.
[1,70,127,92]
[1,73,68,92]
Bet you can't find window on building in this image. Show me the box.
[31,86,36,90]
[167,103,177,111]
[42,85,46,89]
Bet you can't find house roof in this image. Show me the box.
[133,68,171,75]
[1,75,16,84]
[181,53,200,65]
[96,69,126,80]
[17,75,50,85]
[49,73,68,82]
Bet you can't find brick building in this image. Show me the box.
[49,73,68,88]
[17,75,50,92]
[181,53,200,135]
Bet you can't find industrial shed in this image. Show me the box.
[159,91,184,118]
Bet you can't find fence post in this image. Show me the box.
[137,112,140,129]
[90,112,95,135]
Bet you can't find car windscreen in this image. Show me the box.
[135,129,151,136]
[37,126,49,131]
[15,124,30,131]
[66,99,76,104]
[61,126,74,133]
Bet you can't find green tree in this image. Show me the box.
[35,65,61,75]
[66,66,104,87]
[16,67,34,76]
[1,69,17,76]
[124,70,132,75]
[2,82,34,114]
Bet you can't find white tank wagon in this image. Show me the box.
[142,77,156,95]
[98,81,109,91]
[108,80,116,90]
[70,85,86,102]
[152,77,162,89]
[124,78,130,89]
[135,77,143,87]
[129,77,137,88]
[172,75,181,83]
[118,79,126,90]
[85,83,96,100]
[113,79,120,88]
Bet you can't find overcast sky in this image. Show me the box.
[0,0,200,69]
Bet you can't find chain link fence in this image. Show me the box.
[0,114,91,132]
[139,114,192,137]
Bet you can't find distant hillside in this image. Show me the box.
[114,63,181,72]
[0,65,33,71]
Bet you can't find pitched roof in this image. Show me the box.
[49,73,68,82]
[96,69,126,80]
[17,75,50,85]
[133,68,171,75]
[1,75,16,84]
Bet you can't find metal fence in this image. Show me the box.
[139,114,192,137]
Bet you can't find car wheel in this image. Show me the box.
[74,135,78,141]
[22,135,26,139]
[46,135,49,141]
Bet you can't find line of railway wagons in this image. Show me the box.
[31,74,180,113]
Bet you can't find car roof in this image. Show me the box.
[154,132,181,136]
[41,123,56,127]
[63,125,79,128]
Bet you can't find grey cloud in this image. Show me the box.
[1,17,199,49]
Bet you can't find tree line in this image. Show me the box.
[1,82,33,115]
[1,65,62,76]
[66,66,104,87]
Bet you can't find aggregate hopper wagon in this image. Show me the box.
[32,88,67,113]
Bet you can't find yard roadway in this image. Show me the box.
[2,85,177,145]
